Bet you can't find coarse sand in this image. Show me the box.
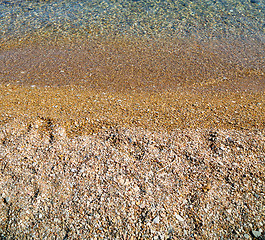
[0,37,265,239]
[0,83,264,239]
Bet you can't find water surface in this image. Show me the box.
[0,0,264,91]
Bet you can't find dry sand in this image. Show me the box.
[0,119,264,239]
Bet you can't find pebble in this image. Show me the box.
[175,214,185,222]
[153,216,159,224]
[252,230,261,238]
[226,209,232,214]
[244,234,251,239]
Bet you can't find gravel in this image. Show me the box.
[0,122,264,239]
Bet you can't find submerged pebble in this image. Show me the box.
[252,230,262,238]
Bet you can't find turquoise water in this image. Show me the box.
[1,0,264,42]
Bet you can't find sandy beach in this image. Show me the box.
[0,5,265,237]
[0,115,264,239]
[0,73,264,239]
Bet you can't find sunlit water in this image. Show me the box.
[1,0,264,42]
[0,0,264,90]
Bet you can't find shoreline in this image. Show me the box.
[0,84,264,136]
[1,36,265,92]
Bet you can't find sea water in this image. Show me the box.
[0,0,264,90]
[1,0,264,42]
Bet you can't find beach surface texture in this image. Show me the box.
[0,0,265,239]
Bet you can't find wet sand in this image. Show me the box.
[1,37,265,92]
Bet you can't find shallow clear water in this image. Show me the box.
[0,0,264,91]
[1,0,264,42]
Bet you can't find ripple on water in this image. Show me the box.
[0,0,264,42]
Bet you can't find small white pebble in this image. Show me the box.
[175,214,185,222]
[227,209,232,214]
[153,216,159,224]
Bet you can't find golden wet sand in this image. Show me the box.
[1,37,264,135]
[0,84,264,138]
